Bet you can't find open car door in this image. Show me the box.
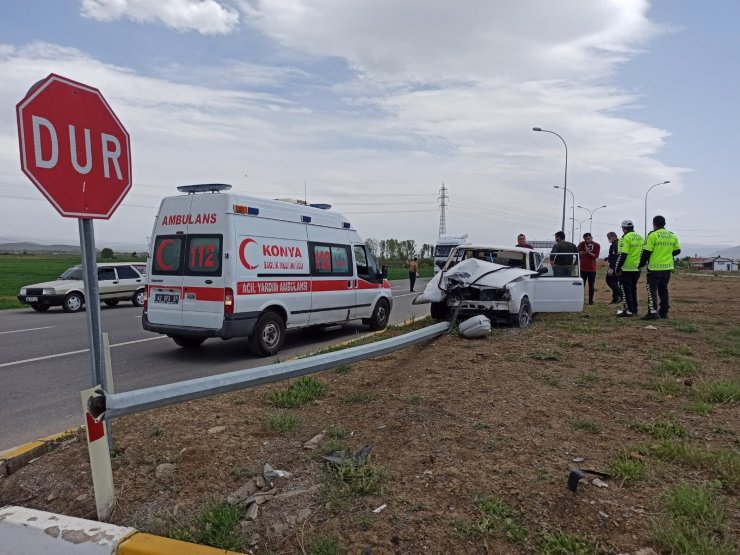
[530,253,584,313]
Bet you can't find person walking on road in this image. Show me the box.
[516,234,533,249]
[550,231,578,277]
[614,219,644,317]
[409,257,419,292]
[577,233,601,305]
[604,231,622,304]
[639,215,681,320]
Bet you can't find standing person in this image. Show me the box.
[577,233,601,305]
[550,231,578,277]
[408,257,419,292]
[639,215,681,320]
[516,234,533,249]
[604,231,622,304]
[614,219,644,317]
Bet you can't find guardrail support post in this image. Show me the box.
[81,386,115,521]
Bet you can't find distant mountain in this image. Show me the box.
[717,245,740,259]
[680,243,736,258]
[0,242,82,254]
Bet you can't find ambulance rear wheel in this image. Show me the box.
[249,312,286,357]
[172,336,206,349]
[366,299,390,331]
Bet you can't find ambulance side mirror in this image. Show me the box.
[381,265,388,279]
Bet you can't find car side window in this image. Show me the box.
[354,245,369,276]
[115,265,139,279]
[98,267,116,281]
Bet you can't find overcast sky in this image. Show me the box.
[1,0,738,250]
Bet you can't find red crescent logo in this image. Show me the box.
[156,239,176,270]
[239,238,259,270]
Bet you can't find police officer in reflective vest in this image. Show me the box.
[615,219,644,317]
[639,215,681,320]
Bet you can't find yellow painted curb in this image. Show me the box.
[0,426,81,477]
[118,532,242,554]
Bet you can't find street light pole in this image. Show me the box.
[577,204,607,235]
[644,181,671,236]
[554,185,575,241]
[533,127,568,234]
[570,217,588,240]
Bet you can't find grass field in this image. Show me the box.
[0,254,143,309]
[385,265,434,280]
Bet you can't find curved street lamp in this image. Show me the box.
[533,127,568,234]
[554,185,575,241]
[577,204,607,234]
[645,181,671,236]
[570,217,589,240]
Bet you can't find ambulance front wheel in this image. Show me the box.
[366,299,390,331]
[171,336,206,349]
[249,311,286,357]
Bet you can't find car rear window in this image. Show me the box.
[116,265,140,279]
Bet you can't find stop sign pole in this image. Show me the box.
[17,74,132,520]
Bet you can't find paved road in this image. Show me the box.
[0,279,430,451]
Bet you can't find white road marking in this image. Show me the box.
[0,326,55,335]
[0,336,166,369]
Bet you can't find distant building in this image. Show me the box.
[688,256,738,272]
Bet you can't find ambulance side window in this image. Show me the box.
[152,235,184,275]
[309,243,352,276]
[354,245,382,283]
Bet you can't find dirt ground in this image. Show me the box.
[2,272,739,554]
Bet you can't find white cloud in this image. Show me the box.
[81,0,240,35]
[2,1,733,248]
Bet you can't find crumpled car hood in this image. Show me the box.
[413,258,536,304]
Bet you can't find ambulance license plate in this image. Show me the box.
[25,296,38,302]
[154,293,179,304]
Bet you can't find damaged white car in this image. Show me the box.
[413,245,584,327]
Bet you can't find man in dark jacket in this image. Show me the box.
[550,231,578,277]
[604,231,621,304]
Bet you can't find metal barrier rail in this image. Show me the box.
[92,322,450,420]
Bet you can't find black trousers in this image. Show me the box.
[581,271,596,303]
[409,271,417,292]
[605,272,621,302]
[646,270,671,316]
[619,271,641,314]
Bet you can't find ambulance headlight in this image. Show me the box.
[42,288,56,295]
[20,288,27,295]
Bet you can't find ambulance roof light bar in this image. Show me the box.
[177,183,232,194]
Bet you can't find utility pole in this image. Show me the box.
[438,183,448,237]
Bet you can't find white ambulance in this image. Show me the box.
[143,184,392,356]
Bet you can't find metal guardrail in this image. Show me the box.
[92,322,451,420]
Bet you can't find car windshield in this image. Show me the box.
[449,248,527,269]
[59,267,83,280]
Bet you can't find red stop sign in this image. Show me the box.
[16,74,132,219]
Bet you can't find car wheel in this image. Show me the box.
[62,292,84,313]
[132,289,145,307]
[367,298,390,331]
[510,298,532,328]
[31,304,50,312]
[248,311,286,357]
[172,336,206,349]
[104,299,120,307]
[430,301,449,320]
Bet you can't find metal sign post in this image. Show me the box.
[79,219,107,390]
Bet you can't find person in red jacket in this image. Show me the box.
[577,232,601,305]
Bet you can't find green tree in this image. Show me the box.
[100,248,114,259]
